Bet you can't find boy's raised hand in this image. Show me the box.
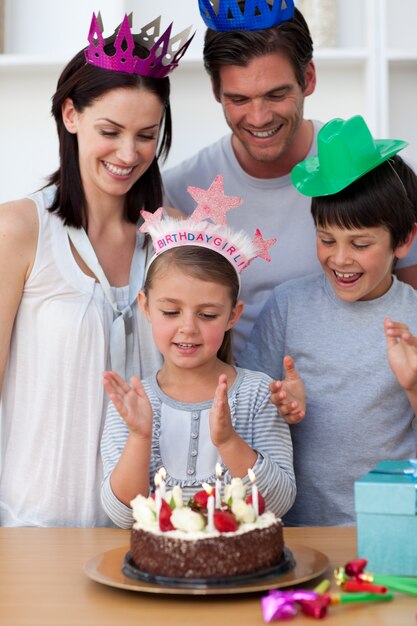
[103,371,153,439]
[209,373,234,447]
[384,317,417,391]
[270,355,306,424]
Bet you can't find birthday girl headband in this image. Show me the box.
[198,0,294,31]
[139,175,277,279]
[85,12,194,78]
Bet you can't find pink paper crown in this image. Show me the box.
[84,13,195,78]
[198,0,294,32]
[139,175,277,277]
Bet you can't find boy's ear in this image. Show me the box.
[395,223,417,259]
[138,291,150,319]
[226,300,244,331]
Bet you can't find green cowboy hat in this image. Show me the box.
[290,115,408,197]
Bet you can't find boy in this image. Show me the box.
[238,115,417,526]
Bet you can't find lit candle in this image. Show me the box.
[215,463,222,508]
[207,494,214,532]
[158,466,166,499]
[248,468,259,516]
[154,472,162,520]
[202,482,215,531]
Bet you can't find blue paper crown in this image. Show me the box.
[198,0,294,32]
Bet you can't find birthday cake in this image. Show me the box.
[128,478,284,579]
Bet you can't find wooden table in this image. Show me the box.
[0,526,415,625]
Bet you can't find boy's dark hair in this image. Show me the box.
[46,42,172,228]
[203,6,313,97]
[311,155,417,249]
[143,246,240,365]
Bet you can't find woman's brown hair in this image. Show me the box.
[46,40,172,228]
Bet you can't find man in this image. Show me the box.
[162,3,417,356]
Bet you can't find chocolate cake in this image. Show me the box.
[129,479,284,579]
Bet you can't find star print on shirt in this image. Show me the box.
[252,228,277,262]
[188,174,242,225]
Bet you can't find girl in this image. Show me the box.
[0,12,192,527]
[101,206,296,528]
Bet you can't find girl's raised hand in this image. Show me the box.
[384,317,417,391]
[269,355,306,424]
[209,374,234,448]
[103,371,153,439]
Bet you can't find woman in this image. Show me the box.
[0,12,191,527]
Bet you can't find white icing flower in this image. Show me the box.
[231,499,256,524]
[171,507,205,533]
[224,477,246,504]
[165,486,183,509]
[131,494,157,528]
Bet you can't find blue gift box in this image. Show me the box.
[354,460,417,576]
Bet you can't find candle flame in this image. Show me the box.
[215,462,222,478]
[248,468,256,483]
[201,481,214,495]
